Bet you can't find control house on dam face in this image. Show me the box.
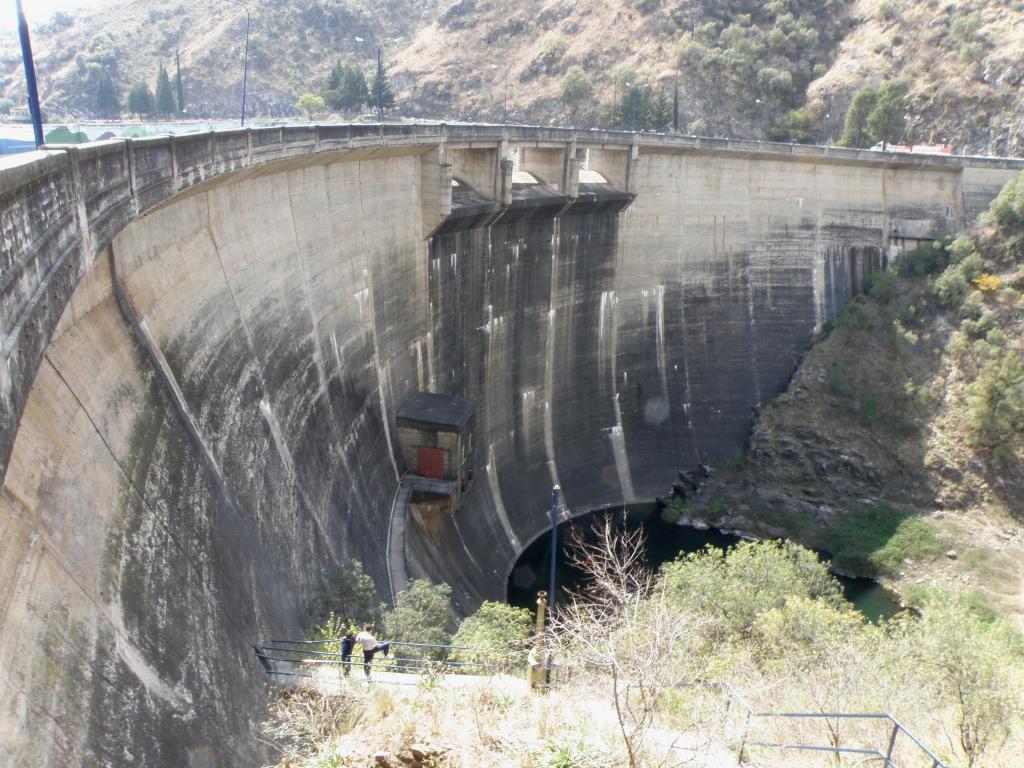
[1,124,1021,766]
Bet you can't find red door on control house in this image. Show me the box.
[418,447,446,480]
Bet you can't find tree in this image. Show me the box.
[967,349,1024,461]
[307,559,377,628]
[450,601,533,671]
[295,93,326,119]
[990,170,1024,230]
[0,98,14,115]
[381,579,453,661]
[839,84,878,147]
[155,64,177,116]
[754,597,889,755]
[660,539,845,643]
[96,72,120,118]
[866,78,911,146]
[127,83,155,116]
[897,590,1024,766]
[559,65,592,115]
[372,51,395,115]
[324,63,370,113]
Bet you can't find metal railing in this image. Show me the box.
[747,712,948,768]
[673,681,949,768]
[254,637,523,681]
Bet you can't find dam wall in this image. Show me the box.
[1,124,1021,765]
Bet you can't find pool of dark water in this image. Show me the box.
[507,503,903,623]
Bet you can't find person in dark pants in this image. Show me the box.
[355,625,390,679]
[340,629,356,677]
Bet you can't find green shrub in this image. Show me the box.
[866,268,898,303]
[835,298,874,330]
[450,601,533,671]
[935,264,969,307]
[559,66,592,111]
[935,252,984,308]
[661,540,844,639]
[947,235,976,265]
[539,33,568,63]
[991,171,1024,230]
[382,579,454,660]
[860,390,880,424]
[307,611,349,655]
[828,362,854,398]
[961,311,994,340]
[896,238,951,277]
[307,559,377,627]
[660,499,683,524]
[967,349,1024,462]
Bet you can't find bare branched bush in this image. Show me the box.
[550,516,707,768]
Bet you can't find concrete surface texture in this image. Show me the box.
[1,124,1021,766]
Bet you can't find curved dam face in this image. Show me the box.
[1,125,1020,765]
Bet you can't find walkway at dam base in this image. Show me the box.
[2,122,1022,766]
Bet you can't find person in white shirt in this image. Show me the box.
[354,625,390,678]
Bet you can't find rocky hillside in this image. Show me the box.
[3,0,1024,153]
[678,174,1024,621]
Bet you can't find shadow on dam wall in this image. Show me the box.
[2,126,1021,766]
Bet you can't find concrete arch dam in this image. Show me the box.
[2,124,1020,765]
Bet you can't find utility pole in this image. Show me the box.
[503,68,509,124]
[548,484,560,620]
[224,0,250,126]
[376,46,383,120]
[672,79,679,133]
[15,0,44,147]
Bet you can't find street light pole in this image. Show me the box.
[548,484,560,620]
[15,0,44,147]
[224,0,250,126]
[503,69,509,124]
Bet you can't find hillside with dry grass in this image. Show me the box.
[3,0,1024,153]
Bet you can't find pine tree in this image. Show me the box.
[839,85,878,148]
[96,72,120,118]
[155,64,177,116]
[128,82,155,116]
[372,50,395,116]
[342,67,370,112]
[866,78,911,147]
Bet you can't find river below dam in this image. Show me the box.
[507,503,903,623]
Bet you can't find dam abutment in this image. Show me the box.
[2,125,1021,765]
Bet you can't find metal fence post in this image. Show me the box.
[885,721,900,766]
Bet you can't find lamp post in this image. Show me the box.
[630,83,638,132]
[15,0,44,147]
[548,485,560,620]
[224,0,250,126]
